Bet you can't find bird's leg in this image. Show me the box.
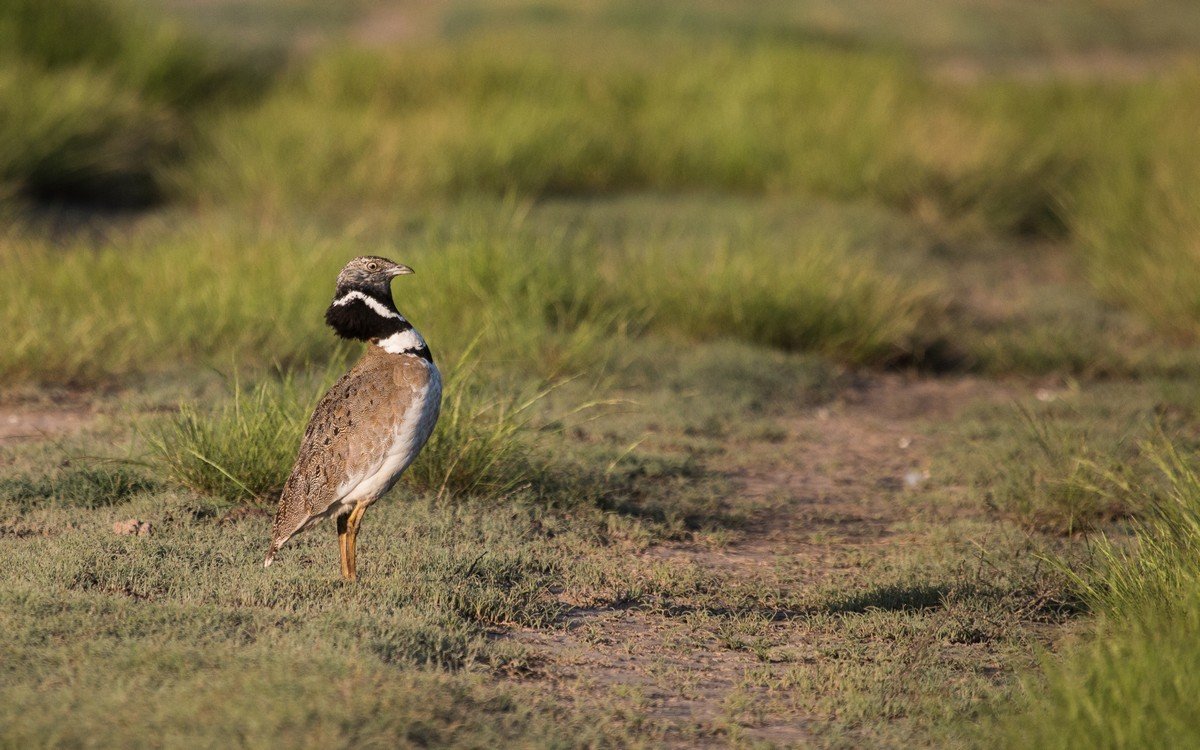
[344,503,368,581]
[337,512,352,580]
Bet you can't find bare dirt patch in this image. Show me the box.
[509,374,1034,746]
[0,405,93,442]
[352,0,451,46]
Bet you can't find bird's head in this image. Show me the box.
[335,256,413,296]
[324,256,415,341]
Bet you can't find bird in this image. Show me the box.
[263,256,441,580]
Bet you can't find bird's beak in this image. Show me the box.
[389,264,415,277]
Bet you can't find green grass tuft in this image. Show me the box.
[1067,438,1200,617]
[629,237,943,366]
[145,370,325,505]
[944,399,1161,533]
[403,353,546,500]
[0,0,272,109]
[1067,72,1200,339]
[987,438,1200,748]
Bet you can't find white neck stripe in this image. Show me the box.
[377,329,427,354]
[332,290,403,321]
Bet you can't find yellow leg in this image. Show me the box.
[344,503,368,581]
[337,513,351,579]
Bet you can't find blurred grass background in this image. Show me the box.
[4,0,1200,383]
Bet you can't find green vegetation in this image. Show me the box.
[7,0,1200,355]
[146,369,334,504]
[1069,74,1200,338]
[989,440,1200,748]
[5,0,1200,745]
[186,37,1100,240]
[147,352,552,505]
[0,0,270,205]
[947,401,1147,533]
[0,203,951,383]
[0,465,157,511]
[5,13,1200,369]
[941,379,1200,533]
[0,62,177,206]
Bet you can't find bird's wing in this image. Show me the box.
[268,368,360,548]
[267,350,437,551]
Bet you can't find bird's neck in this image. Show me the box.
[325,286,433,361]
[325,287,401,338]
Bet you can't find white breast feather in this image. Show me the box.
[378,329,426,354]
[334,362,442,510]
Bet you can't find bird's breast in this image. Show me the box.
[334,358,442,509]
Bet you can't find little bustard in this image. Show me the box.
[263,256,441,580]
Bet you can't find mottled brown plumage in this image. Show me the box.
[263,256,440,579]
[267,347,439,547]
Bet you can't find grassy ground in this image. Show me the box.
[4,0,1200,747]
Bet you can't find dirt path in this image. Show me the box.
[0,404,93,443]
[351,0,450,46]
[509,375,1027,746]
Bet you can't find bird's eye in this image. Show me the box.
[367,262,379,271]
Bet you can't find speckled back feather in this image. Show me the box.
[266,345,441,559]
